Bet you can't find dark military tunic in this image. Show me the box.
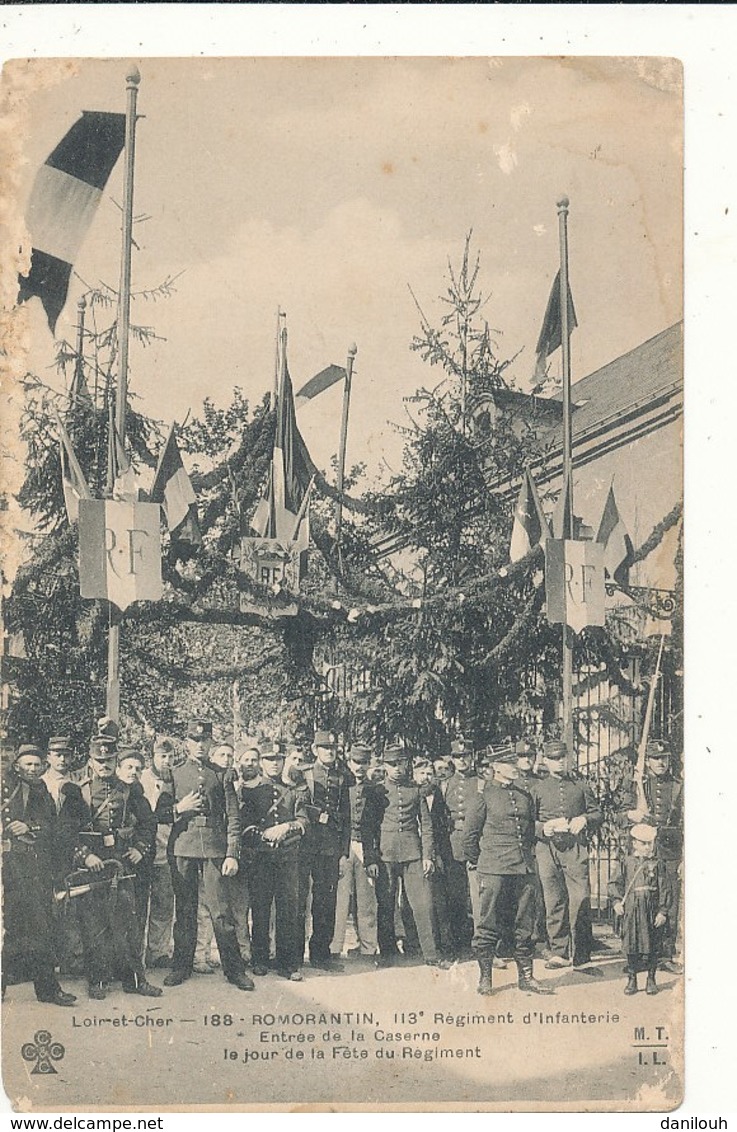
[1,772,62,998]
[463,781,537,961]
[441,771,480,949]
[301,762,351,962]
[240,775,309,972]
[167,757,246,980]
[530,773,601,965]
[74,773,156,987]
[373,780,438,961]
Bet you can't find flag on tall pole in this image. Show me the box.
[596,483,634,586]
[150,424,202,545]
[18,112,126,334]
[534,269,578,383]
[250,330,316,543]
[51,404,91,524]
[509,469,549,562]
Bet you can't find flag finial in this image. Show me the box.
[557,194,570,212]
[348,342,357,358]
[126,65,141,87]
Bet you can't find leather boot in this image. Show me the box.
[646,971,658,995]
[516,958,555,995]
[476,957,493,996]
[624,973,638,995]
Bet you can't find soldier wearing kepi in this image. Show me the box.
[242,740,309,981]
[463,745,554,997]
[302,730,351,971]
[530,739,602,972]
[373,745,448,969]
[42,735,88,976]
[75,737,161,1000]
[164,718,254,991]
[1,745,76,1006]
[443,737,480,956]
[623,739,683,973]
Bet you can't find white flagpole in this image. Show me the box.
[106,64,140,722]
[558,194,575,764]
[335,343,357,573]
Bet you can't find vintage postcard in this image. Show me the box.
[0,55,683,1112]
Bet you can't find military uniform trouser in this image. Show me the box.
[145,863,175,964]
[78,876,142,985]
[376,859,438,961]
[307,853,342,962]
[170,856,245,980]
[331,842,378,955]
[2,861,62,999]
[445,856,479,949]
[250,851,300,973]
[660,858,681,958]
[196,868,251,963]
[472,873,535,960]
[535,840,592,964]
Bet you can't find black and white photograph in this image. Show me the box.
[1,49,686,1112]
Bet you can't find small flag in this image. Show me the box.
[18,112,126,334]
[534,271,578,382]
[295,364,346,406]
[510,469,549,562]
[150,424,202,545]
[51,404,92,524]
[596,484,634,586]
[70,352,94,411]
[107,404,138,502]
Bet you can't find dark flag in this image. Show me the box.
[534,270,578,382]
[509,468,549,562]
[150,424,202,545]
[18,112,126,334]
[252,359,317,542]
[596,484,634,586]
[295,363,346,406]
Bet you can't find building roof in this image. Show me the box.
[553,322,682,435]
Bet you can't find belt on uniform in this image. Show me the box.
[2,839,37,854]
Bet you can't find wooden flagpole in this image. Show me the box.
[557,194,575,765]
[106,64,140,722]
[335,343,357,573]
[71,295,86,407]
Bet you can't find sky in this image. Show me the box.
[5,55,682,482]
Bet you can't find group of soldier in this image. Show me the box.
[1,717,683,1005]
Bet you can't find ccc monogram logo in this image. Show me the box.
[21,1030,65,1075]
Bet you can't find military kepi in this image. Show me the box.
[187,718,213,740]
[543,739,568,760]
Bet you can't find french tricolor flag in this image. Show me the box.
[18,111,126,334]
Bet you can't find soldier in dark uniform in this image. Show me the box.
[241,741,309,980]
[41,735,88,976]
[412,756,453,957]
[1,745,76,1006]
[75,738,161,1000]
[443,737,480,956]
[622,739,683,973]
[331,744,380,959]
[512,738,547,947]
[463,745,554,997]
[373,746,448,968]
[529,739,602,971]
[163,718,253,990]
[302,730,351,971]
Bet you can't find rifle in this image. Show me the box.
[633,633,666,815]
[54,858,135,904]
